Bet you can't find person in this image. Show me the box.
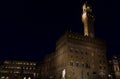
[62,69,66,79]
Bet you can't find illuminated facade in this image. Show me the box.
[0,60,39,79]
[40,2,108,79]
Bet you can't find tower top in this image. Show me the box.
[82,1,92,13]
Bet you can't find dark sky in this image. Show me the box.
[0,0,120,61]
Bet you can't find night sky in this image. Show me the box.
[0,0,120,61]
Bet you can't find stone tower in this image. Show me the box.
[40,2,108,79]
[82,2,95,38]
[53,2,108,79]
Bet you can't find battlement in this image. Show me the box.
[56,31,106,48]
